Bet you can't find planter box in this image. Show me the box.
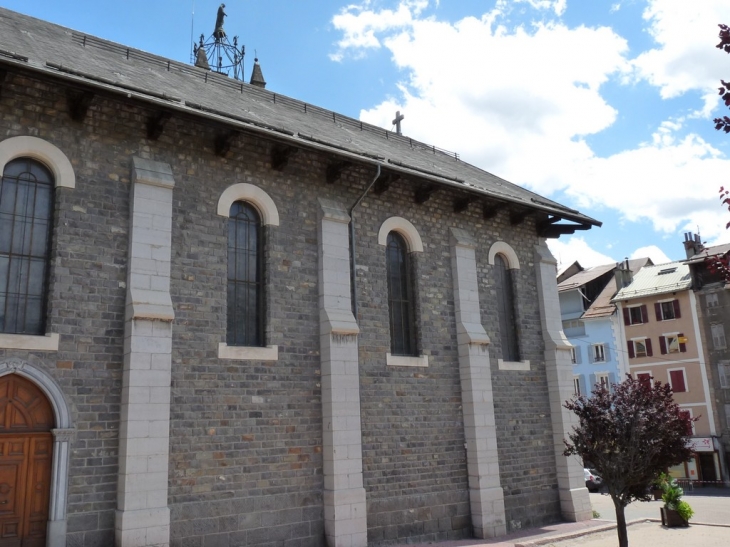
[651,488,663,500]
[660,507,688,527]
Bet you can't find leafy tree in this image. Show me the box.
[715,24,730,134]
[563,376,695,547]
[708,25,730,281]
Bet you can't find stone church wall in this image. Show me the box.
[0,72,562,547]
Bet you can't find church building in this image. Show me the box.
[0,6,599,547]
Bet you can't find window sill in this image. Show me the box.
[218,343,278,361]
[386,354,429,367]
[0,333,59,351]
[497,359,530,371]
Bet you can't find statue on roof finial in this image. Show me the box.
[214,4,227,40]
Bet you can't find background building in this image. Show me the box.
[613,260,723,485]
[558,259,651,398]
[684,234,730,484]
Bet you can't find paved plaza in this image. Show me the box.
[397,492,730,547]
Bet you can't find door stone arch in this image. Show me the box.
[0,359,73,547]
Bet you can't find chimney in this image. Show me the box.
[683,232,702,259]
[250,58,266,89]
[614,258,632,290]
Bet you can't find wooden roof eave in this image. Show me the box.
[1,57,601,230]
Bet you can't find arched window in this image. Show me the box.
[494,254,519,361]
[0,158,54,335]
[386,232,416,356]
[227,201,264,347]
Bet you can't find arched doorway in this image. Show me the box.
[0,374,54,546]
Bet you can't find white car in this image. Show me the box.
[584,468,603,492]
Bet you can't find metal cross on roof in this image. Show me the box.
[392,111,404,135]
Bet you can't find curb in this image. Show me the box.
[514,518,730,547]
[514,519,652,547]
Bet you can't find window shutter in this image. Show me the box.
[623,307,630,326]
[575,346,582,365]
[640,304,648,323]
[673,299,681,319]
[608,372,617,389]
[628,341,635,359]
[679,332,686,353]
[589,374,597,393]
[720,364,729,389]
[578,375,588,397]
[654,302,662,321]
[587,345,594,363]
[646,338,653,357]
[603,344,611,362]
[670,370,686,392]
[659,336,667,355]
[637,373,651,388]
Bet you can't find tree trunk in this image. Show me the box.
[612,498,629,547]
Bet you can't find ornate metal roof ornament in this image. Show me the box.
[192,3,245,80]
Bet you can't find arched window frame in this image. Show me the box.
[217,183,278,361]
[0,137,74,352]
[488,241,529,371]
[378,217,427,368]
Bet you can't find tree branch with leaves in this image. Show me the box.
[564,376,695,547]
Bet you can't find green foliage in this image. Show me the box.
[592,509,600,518]
[652,472,671,489]
[661,480,684,510]
[676,500,694,522]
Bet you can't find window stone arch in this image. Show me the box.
[377,217,424,253]
[0,136,75,189]
[217,182,279,226]
[488,241,520,269]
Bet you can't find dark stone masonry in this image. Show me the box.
[0,7,595,547]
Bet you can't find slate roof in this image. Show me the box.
[581,258,652,319]
[557,263,615,292]
[613,261,692,301]
[0,7,600,231]
[684,242,730,264]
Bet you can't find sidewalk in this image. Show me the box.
[400,519,730,547]
[397,493,730,547]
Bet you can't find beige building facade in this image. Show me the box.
[614,262,722,484]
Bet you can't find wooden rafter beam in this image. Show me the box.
[215,131,237,157]
[414,184,437,204]
[271,145,297,171]
[146,111,171,141]
[67,89,94,122]
[0,69,7,98]
[374,173,400,195]
[510,210,532,226]
[454,196,476,213]
[539,223,592,238]
[482,203,500,220]
[326,161,351,184]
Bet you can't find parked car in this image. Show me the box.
[584,468,603,492]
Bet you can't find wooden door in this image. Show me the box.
[0,376,54,547]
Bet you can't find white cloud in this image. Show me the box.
[632,0,730,107]
[630,245,671,264]
[330,1,730,244]
[330,0,430,60]
[547,236,616,270]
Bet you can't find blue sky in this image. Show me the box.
[4,0,730,269]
